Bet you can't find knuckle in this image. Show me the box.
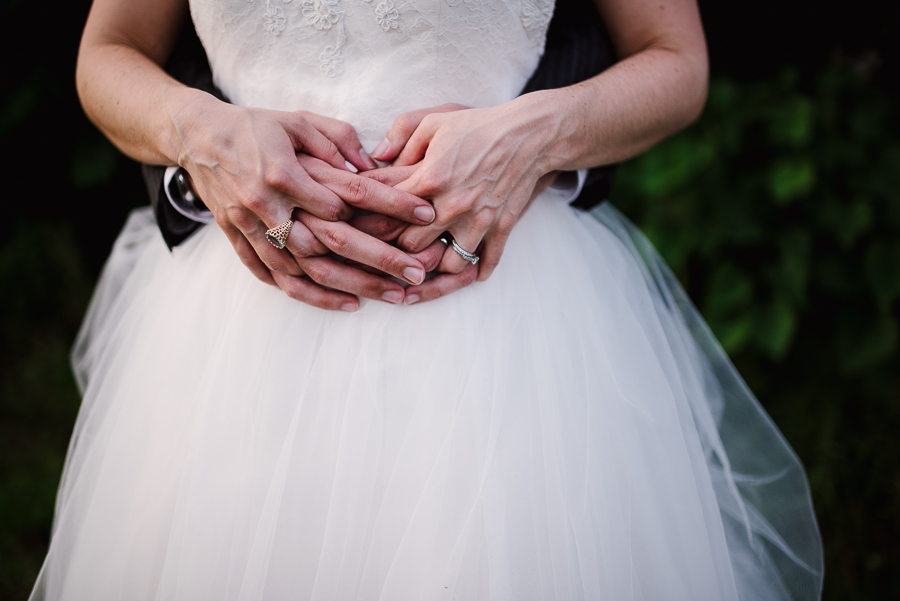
[263,165,291,191]
[418,170,446,196]
[461,265,478,284]
[225,204,252,228]
[325,140,342,160]
[377,217,401,239]
[312,199,344,222]
[497,212,517,234]
[396,112,416,133]
[377,252,405,276]
[242,188,269,214]
[283,281,305,302]
[288,243,315,259]
[443,196,470,219]
[420,113,439,129]
[344,177,369,203]
[472,210,494,231]
[337,122,356,142]
[321,226,350,253]
[361,280,387,299]
[303,261,331,284]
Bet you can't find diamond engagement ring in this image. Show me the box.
[265,219,294,249]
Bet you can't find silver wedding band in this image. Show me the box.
[449,238,479,265]
[265,219,294,249]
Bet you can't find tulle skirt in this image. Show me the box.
[30,190,823,601]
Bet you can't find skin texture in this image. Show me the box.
[76,0,708,309]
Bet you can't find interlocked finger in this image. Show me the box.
[404,262,479,305]
[220,221,277,286]
[295,111,377,172]
[348,213,407,242]
[232,207,304,277]
[297,212,426,285]
[296,155,435,225]
[298,256,408,304]
[271,270,359,312]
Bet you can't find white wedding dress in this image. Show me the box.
[30,0,823,599]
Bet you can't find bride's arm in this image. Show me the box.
[76,0,435,309]
[371,0,707,287]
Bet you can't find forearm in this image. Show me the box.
[75,0,205,166]
[514,45,707,173]
[501,0,708,174]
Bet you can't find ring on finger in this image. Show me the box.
[265,219,294,249]
[440,234,479,265]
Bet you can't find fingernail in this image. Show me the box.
[359,148,377,170]
[371,138,390,160]
[341,302,358,312]
[344,160,358,173]
[402,266,425,285]
[414,205,435,223]
[382,289,403,304]
[405,294,420,305]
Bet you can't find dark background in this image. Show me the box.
[1,0,898,599]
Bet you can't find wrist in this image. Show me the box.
[507,89,585,174]
[163,86,223,167]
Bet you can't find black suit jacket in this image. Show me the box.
[146,0,617,249]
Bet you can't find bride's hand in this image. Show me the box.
[367,103,558,294]
[370,103,555,281]
[172,93,434,308]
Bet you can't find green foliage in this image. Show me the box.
[0,223,91,599]
[614,65,900,599]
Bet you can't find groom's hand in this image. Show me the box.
[266,151,448,310]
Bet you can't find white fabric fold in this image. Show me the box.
[30,191,823,601]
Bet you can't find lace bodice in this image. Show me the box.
[189,0,554,146]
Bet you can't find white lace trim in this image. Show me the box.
[373,0,399,32]
[520,0,553,50]
[263,3,287,35]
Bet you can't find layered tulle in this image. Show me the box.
[30,192,823,601]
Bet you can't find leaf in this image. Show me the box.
[763,230,812,306]
[753,301,796,359]
[816,197,873,249]
[704,262,755,317]
[710,314,754,355]
[632,135,714,198]
[768,97,816,148]
[768,157,816,204]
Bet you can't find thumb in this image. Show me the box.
[371,103,467,163]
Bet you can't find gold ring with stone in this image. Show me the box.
[265,219,294,249]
